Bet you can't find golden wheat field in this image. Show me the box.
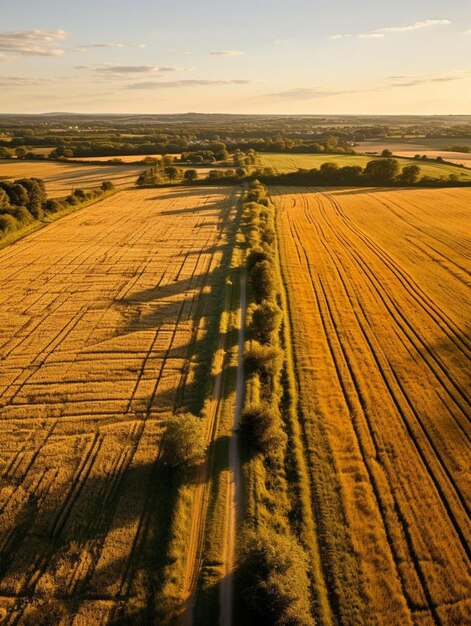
[0,160,146,196]
[274,187,471,626]
[0,186,237,625]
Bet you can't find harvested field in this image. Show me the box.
[259,153,471,180]
[0,159,146,196]
[0,186,238,624]
[274,187,471,626]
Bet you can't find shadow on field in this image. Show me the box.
[0,187,243,625]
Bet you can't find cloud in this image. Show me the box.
[0,75,52,86]
[376,19,450,33]
[76,42,146,51]
[330,19,450,41]
[0,29,66,57]
[126,78,254,89]
[269,86,363,100]
[76,64,186,77]
[209,50,244,56]
[0,53,13,61]
[268,70,470,100]
[387,70,471,87]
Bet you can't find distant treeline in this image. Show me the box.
[136,158,471,189]
[0,136,355,160]
[0,178,114,239]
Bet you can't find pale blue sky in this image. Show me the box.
[1,0,470,113]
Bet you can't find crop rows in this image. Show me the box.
[0,186,237,625]
[274,186,471,625]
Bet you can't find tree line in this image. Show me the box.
[136,158,471,189]
[0,178,114,239]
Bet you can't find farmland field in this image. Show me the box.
[274,186,471,625]
[259,153,471,180]
[0,160,146,196]
[0,186,238,624]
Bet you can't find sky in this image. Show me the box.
[0,0,470,114]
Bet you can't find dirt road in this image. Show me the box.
[219,272,246,626]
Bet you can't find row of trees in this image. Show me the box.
[0,178,114,238]
[237,182,314,625]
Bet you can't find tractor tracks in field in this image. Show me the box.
[281,187,470,622]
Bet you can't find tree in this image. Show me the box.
[164,166,182,182]
[381,148,393,157]
[364,158,400,183]
[162,414,206,467]
[15,147,27,159]
[237,529,315,626]
[0,188,10,211]
[101,180,115,191]
[183,169,198,183]
[0,146,13,159]
[250,260,276,302]
[248,300,282,344]
[240,403,285,454]
[400,165,421,185]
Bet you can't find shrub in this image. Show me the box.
[248,301,282,344]
[247,248,272,271]
[44,198,62,213]
[245,341,283,379]
[162,414,206,467]
[250,260,276,303]
[237,529,315,626]
[0,214,19,234]
[101,180,115,191]
[240,403,285,454]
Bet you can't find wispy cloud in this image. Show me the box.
[76,42,146,51]
[330,19,450,41]
[0,29,67,57]
[126,78,254,89]
[209,50,244,56]
[387,70,471,87]
[76,64,187,77]
[269,70,469,100]
[0,74,52,86]
[376,19,450,33]
[269,86,359,100]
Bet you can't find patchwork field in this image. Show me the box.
[0,186,237,625]
[274,187,471,625]
[259,153,471,180]
[0,160,146,196]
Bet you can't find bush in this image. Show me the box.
[248,300,282,344]
[247,248,272,271]
[162,414,206,467]
[237,529,315,626]
[240,403,285,454]
[44,198,62,213]
[250,260,276,303]
[0,214,19,234]
[101,180,115,191]
[245,341,283,379]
